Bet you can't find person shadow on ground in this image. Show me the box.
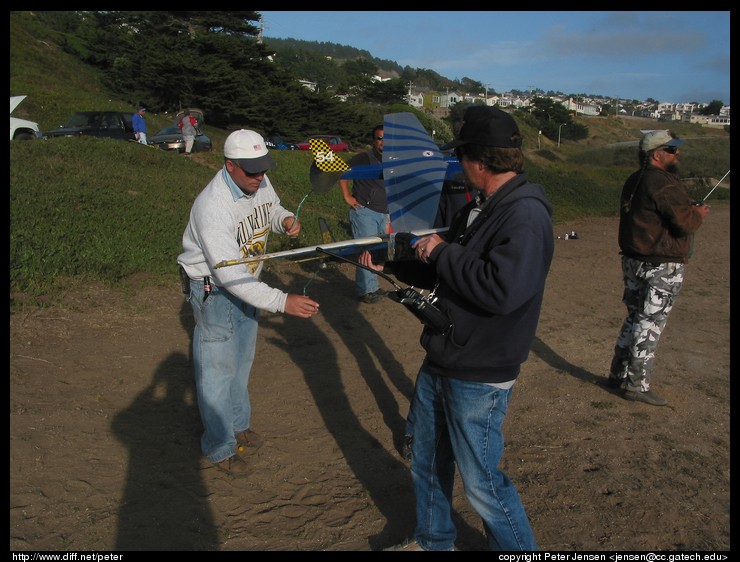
[530,336,617,391]
[260,264,487,550]
[111,299,219,550]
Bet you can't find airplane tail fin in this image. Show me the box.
[306,112,448,232]
[308,138,350,193]
[383,112,446,233]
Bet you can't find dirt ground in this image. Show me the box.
[10,206,730,552]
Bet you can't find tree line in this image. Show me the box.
[34,10,438,145]
[39,11,702,146]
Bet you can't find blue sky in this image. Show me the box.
[259,11,730,105]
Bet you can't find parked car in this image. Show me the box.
[43,111,135,141]
[10,95,42,140]
[264,134,298,150]
[148,125,212,153]
[296,134,349,152]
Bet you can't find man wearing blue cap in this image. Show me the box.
[133,106,147,145]
[607,130,710,405]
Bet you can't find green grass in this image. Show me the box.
[11,132,728,305]
[10,12,730,306]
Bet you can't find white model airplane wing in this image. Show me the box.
[213,227,447,269]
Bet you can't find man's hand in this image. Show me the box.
[358,251,384,272]
[339,180,361,210]
[283,216,301,238]
[413,234,444,263]
[284,294,320,318]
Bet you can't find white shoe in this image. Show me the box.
[383,538,425,551]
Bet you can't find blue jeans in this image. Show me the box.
[349,206,388,296]
[188,279,259,464]
[409,366,537,551]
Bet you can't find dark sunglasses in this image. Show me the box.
[374,136,384,141]
[660,146,679,154]
[242,167,268,177]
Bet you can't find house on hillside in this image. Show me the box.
[406,87,445,114]
[406,88,424,109]
[563,97,600,116]
[705,114,730,127]
[440,90,465,108]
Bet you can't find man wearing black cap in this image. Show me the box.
[607,130,710,406]
[178,129,320,477]
[362,105,553,551]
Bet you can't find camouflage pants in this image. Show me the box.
[609,256,685,392]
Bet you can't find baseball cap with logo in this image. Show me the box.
[639,130,684,152]
[224,129,276,173]
[440,105,522,150]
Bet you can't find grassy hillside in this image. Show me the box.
[10,12,730,306]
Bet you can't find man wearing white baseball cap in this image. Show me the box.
[178,129,320,477]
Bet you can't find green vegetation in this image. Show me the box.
[10,12,730,306]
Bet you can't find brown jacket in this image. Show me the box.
[618,166,704,264]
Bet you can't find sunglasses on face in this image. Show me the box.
[242,167,267,177]
[660,146,679,154]
[374,136,384,141]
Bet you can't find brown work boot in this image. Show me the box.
[235,428,263,453]
[213,454,249,478]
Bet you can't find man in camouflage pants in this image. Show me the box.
[608,130,710,406]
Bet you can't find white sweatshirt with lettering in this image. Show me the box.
[178,167,295,313]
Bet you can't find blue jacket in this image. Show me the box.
[132,112,146,134]
[392,172,554,383]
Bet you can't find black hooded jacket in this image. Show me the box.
[392,172,554,383]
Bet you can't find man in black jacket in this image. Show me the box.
[362,105,553,551]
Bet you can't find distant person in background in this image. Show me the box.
[179,109,198,156]
[133,106,147,145]
[607,130,710,406]
[338,124,389,304]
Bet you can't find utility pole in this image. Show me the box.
[558,123,567,148]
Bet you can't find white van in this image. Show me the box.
[10,95,42,141]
